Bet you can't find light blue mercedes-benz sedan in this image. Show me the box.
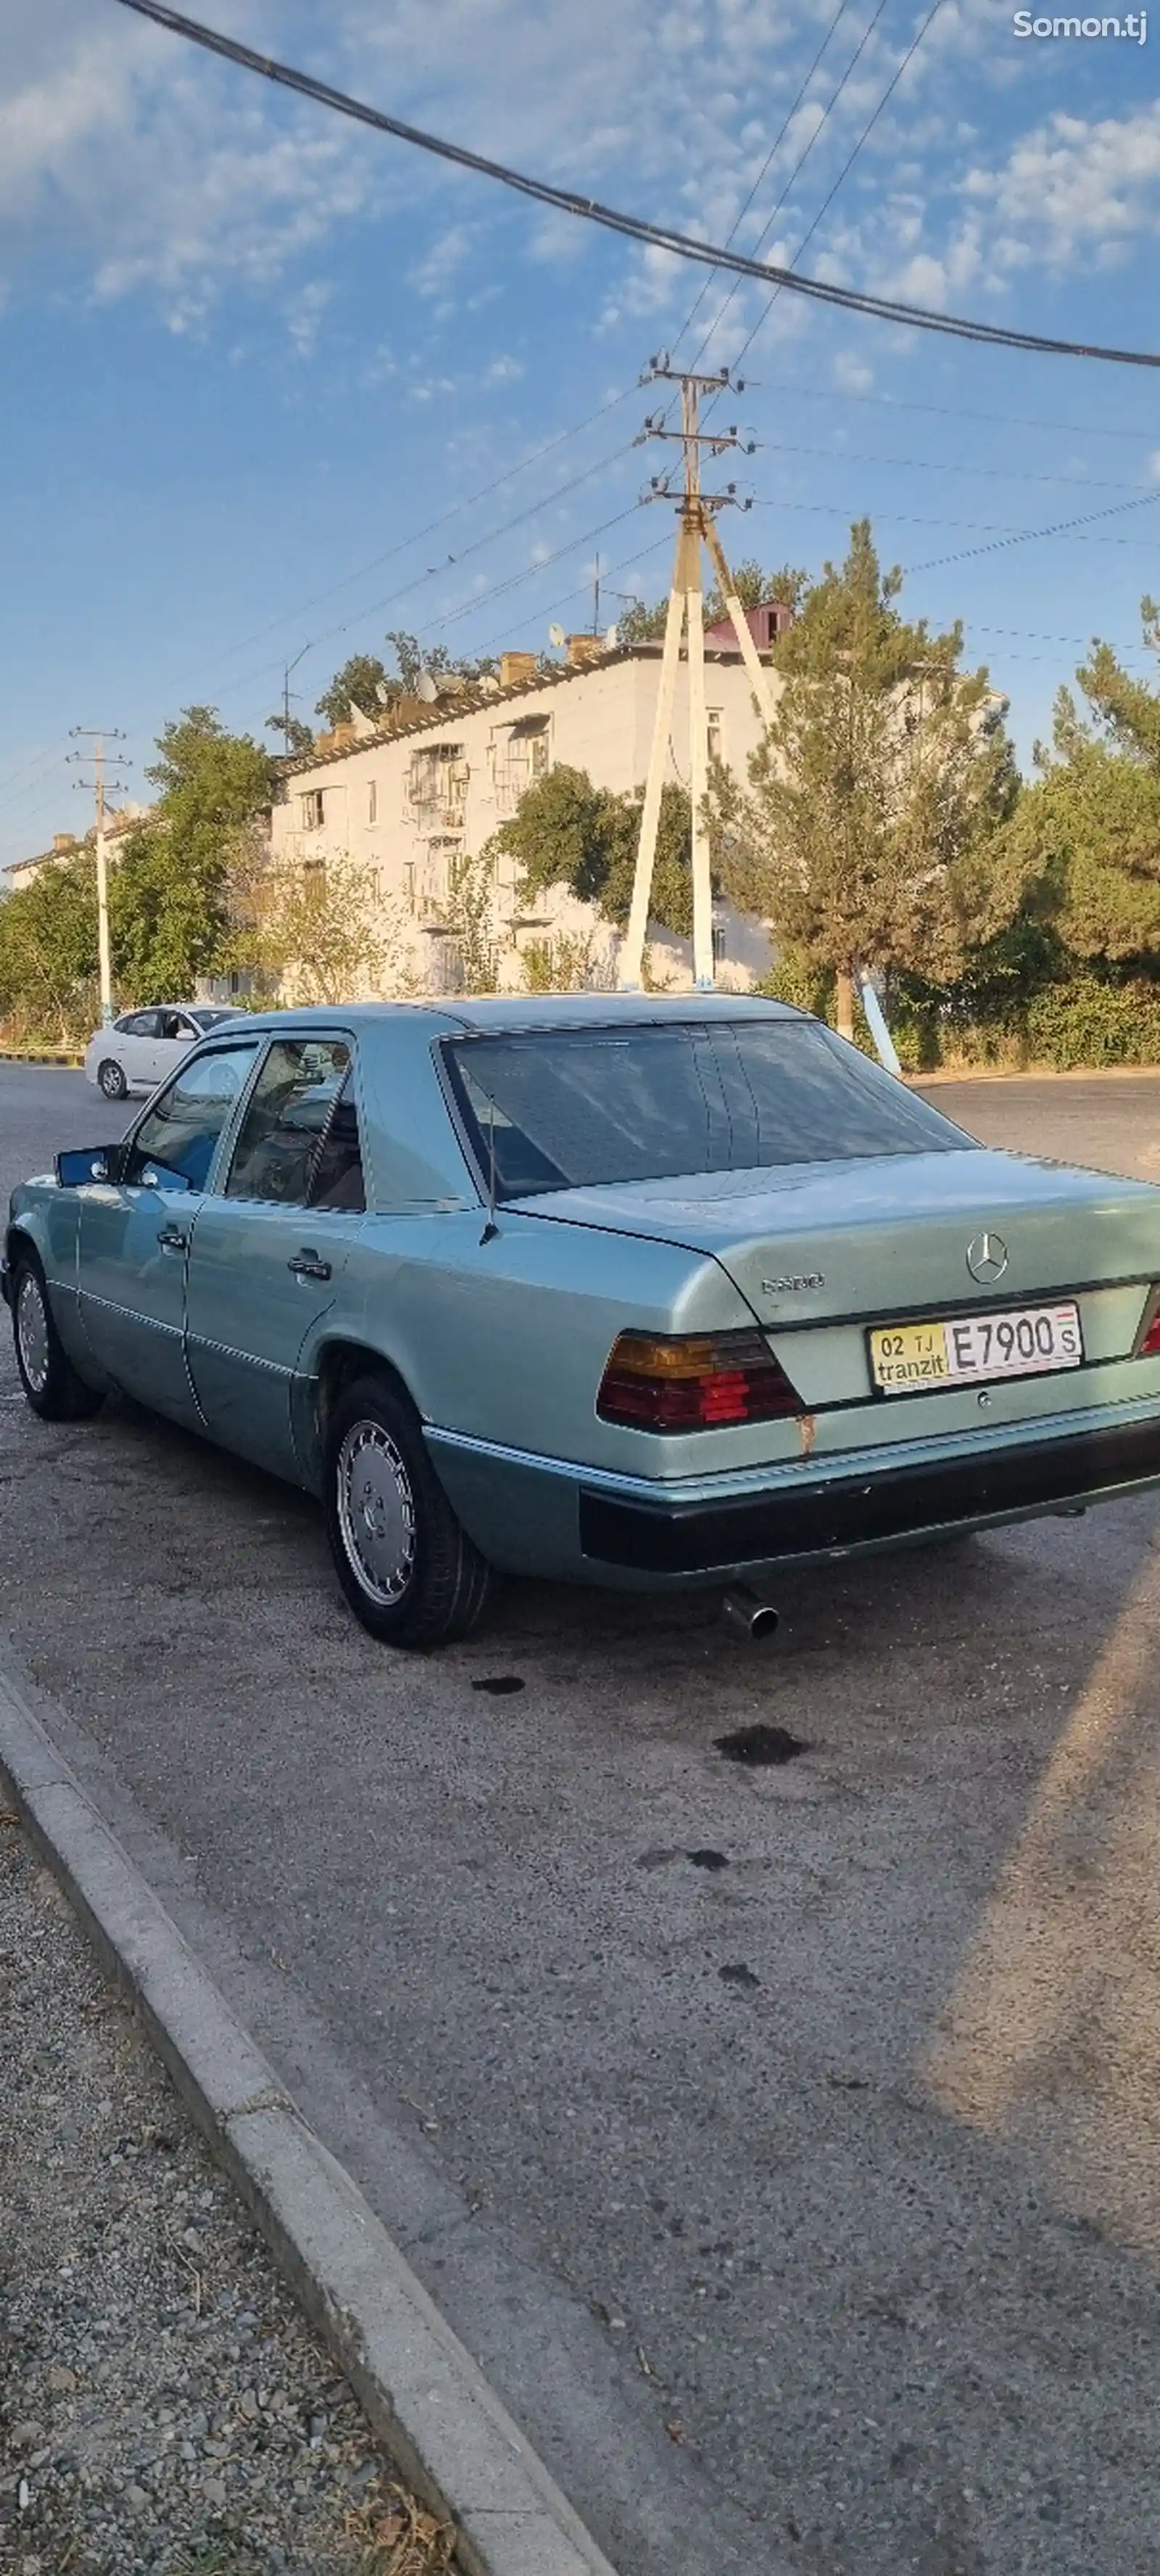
[8,994,1160,1649]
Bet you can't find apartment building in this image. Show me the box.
[270,620,790,994]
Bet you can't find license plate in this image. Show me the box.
[869,1301,1083,1395]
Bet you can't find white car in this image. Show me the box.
[84,1005,242,1100]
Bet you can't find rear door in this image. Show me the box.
[184,1036,366,1479]
[151,1009,202,1087]
[115,1010,162,1091]
[77,1039,261,1423]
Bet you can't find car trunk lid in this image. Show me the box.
[514,1148,1160,1327]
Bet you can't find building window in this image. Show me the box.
[402,861,415,914]
[707,710,723,765]
[490,715,550,816]
[407,744,468,827]
[368,780,378,826]
[301,789,324,831]
[367,868,382,904]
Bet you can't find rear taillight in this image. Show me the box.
[1139,1296,1160,1356]
[597,1330,803,1431]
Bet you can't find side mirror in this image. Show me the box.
[56,1146,121,1188]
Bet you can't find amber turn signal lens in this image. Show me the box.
[597,1330,803,1431]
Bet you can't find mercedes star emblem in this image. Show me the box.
[966,1231,1008,1285]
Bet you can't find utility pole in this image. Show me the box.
[281,641,312,752]
[619,362,758,992]
[68,729,130,1027]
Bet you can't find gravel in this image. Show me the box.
[0,1813,456,2576]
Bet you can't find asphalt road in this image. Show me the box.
[5,1061,1160,2575]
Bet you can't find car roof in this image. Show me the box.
[223,993,808,1039]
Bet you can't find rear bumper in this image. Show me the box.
[427,1395,1160,1588]
[579,1410,1160,1573]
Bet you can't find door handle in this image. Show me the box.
[288,1250,332,1282]
[157,1225,189,1255]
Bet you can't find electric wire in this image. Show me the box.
[687,0,895,382]
[719,0,947,389]
[108,0,1160,369]
[668,0,858,366]
[186,389,638,686]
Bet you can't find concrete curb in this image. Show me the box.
[0,1669,621,2576]
[0,1049,84,1066]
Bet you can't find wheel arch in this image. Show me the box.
[302,1334,421,1489]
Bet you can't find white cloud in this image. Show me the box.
[4,0,1159,383]
[407,223,476,304]
[833,349,874,393]
[485,353,525,382]
[961,104,1160,269]
[286,278,333,358]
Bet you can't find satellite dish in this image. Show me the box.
[604,623,618,649]
[417,670,439,703]
[548,623,566,650]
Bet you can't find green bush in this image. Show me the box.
[1024,977,1160,1069]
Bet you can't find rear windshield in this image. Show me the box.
[440,1021,967,1200]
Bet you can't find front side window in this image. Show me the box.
[124,1044,259,1192]
[441,1021,969,1202]
[225,1039,359,1208]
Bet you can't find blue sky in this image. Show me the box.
[2,0,1159,868]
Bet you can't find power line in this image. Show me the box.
[109,0,1160,370]
[746,486,1160,552]
[753,373,1160,449]
[183,389,638,688]
[906,486,1160,571]
[721,0,947,386]
[689,0,895,381]
[762,433,1148,494]
[669,0,858,366]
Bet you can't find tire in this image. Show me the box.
[11,1252,105,1422]
[97,1057,128,1100]
[323,1372,498,1650]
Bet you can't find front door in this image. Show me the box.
[78,1039,260,1424]
[185,1037,366,1481]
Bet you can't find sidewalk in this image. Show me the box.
[0,1811,455,2576]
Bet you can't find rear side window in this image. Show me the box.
[441,1020,969,1200]
[119,1010,158,1037]
[225,1039,360,1207]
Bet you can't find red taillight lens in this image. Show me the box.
[597,1330,803,1431]
[1139,1297,1160,1356]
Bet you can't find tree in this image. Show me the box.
[266,709,316,757]
[497,763,695,936]
[239,852,408,1005]
[314,654,390,730]
[997,697,1160,971]
[312,636,500,734]
[436,847,501,994]
[617,558,808,645]
[109,707,276,1002]
[0,849,99,1045]
[711,522,1018,1036]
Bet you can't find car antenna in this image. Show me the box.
[480,1094,500,1246]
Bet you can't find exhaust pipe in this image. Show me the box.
[721,1587,779,1642]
